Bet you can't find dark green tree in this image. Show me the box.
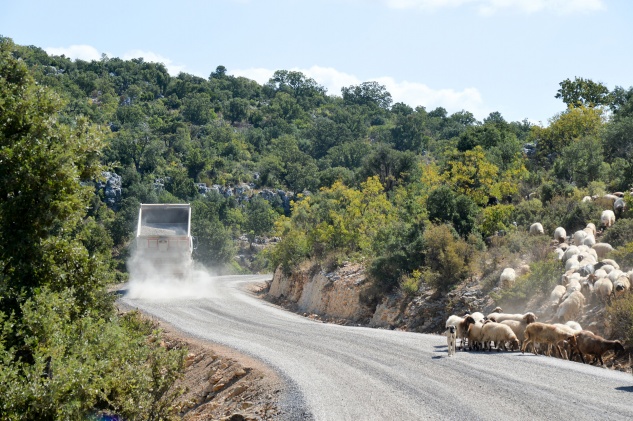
[243,196,278,244]
[341,81,392,110]
[556,77,612,108]
[0,38,109,314]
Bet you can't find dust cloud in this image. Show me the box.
[125,249,219,300]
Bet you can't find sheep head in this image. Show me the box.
[509,338,520,351]
[523,313,537,324]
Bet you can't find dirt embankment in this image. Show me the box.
[158,322,283,421]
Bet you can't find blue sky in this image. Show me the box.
[1,0,631,124]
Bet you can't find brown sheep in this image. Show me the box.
[521,322,578,358]
[569,330,625,366]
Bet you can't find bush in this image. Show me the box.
[265,224,310,274]
[601,218,633,248]
[422,224,472,292]
[492,258,561,309]
[400,270,422,296]
[540,195,601,234]
[606,293,633,344]
[479,204,514,237]
[609,241,633,271]
[0,290,186,420]
[512,198,544,230]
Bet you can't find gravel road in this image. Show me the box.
[120,274,633,421]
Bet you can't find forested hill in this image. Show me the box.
[5,34,633,281]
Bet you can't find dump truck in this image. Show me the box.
[130,203,193,279]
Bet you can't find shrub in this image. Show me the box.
[265,226,310,274]
[422,224,472,292]
[0,290,186,420]
[601,218,633,248]
[492,258,560,308]
[479,204,514,237]
[400,270,422,296]
[609,241,633,271]
[606,293,633,344]
[540,195,601,234]
[512,198,544,230]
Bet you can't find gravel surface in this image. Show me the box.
[120,274,633,421]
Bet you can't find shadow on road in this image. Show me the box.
[615,386,633,393]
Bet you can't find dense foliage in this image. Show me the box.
[0,38,184,419]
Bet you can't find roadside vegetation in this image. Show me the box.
[2,34,633,416]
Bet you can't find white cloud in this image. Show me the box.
[232,66,489,119]
[383,0,605,14]
[45,45,104,61]
[44,45,187,76]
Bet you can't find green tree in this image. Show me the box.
[553,136,606,187]
[243,196,279,244]
[556,77,612,108]
[341,81,392,110]
[192,200,236,269]
[0,38,108,314]
[0,38,185,419]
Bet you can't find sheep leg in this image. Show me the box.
[554,344,564,359]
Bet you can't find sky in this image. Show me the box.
[1,0,632,125]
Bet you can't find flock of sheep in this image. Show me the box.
[445,192,631,368]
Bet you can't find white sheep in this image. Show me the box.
[581,196,593,203]
[602,264,615,274]
[593,278,613,303]
[467,321,485,351]
[601,210,616,228]
[573,230,588,246]
[549,285,566,307]
[562,245,580,263]
[564,321,582,331]
[565,257,580,271]
[553,227,567,243]
[585,223,597,236]
[556,290,585,322]
[582,234,596,247]
[601,259,619,270]
[613,276,630,297]
[554,248,565,260]
[500,318,534,348]
[593,243,614,259]
[487,312,537,324]
[578,245,598,261]
[469,312,485,324]
[608,269,625,284]
[481,321,520,351]
[529,223,544,236]
[499,268,516,288]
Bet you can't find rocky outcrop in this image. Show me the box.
[97,171,122,210]
[268,261,374,323]
[266,262,498,334]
